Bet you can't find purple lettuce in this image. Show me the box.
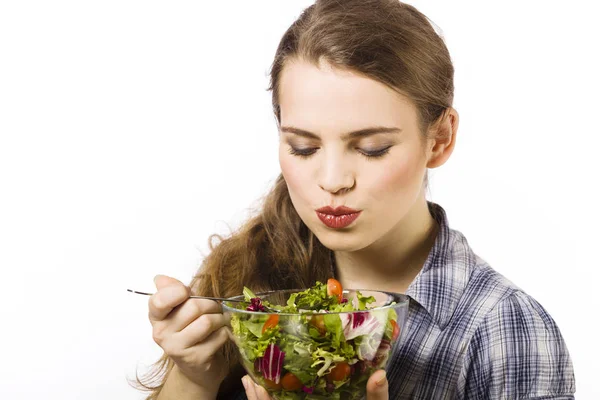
[260,343,285,384]
[302,385,314,394]
[341,311,381,340]
[246,297,267,312]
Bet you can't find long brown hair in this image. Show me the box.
[134,0,454,398]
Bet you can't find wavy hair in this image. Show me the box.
[134,0,454,398]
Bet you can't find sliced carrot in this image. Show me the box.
[262,314,279,334]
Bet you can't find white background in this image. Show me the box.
[1,1,598,398]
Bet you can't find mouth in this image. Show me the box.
[315,206,362,229]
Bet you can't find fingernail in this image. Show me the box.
[376,371,387,387]
[241,376,248,390]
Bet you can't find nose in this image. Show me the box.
[318,151,355,195]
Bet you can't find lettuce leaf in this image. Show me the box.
[341,312,381,341]
[243,287,257,301]
[356,291,376,310]
[281,340,316,385]
[281,281,339,312]
[310,348,346,376]
[323,313,344,349]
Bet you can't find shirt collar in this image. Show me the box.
[405,202,477,330]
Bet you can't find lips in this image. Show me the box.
[315,206,362,229]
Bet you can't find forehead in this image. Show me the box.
[278,59,418,134]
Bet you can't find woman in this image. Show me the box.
[137,0,575,399]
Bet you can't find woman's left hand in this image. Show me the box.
[242,369,389,400]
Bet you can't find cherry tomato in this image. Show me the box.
[262,314,279,334]
[309,314,326,335]
[327,278,343,303]
[281,372,303,391]
[391,319,400,341]
[326,361,351,383]
[263,378,282,390]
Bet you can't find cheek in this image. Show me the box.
[367,154,425,200]
[279,153,309,200]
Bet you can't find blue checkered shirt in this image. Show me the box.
[230,203,575,399]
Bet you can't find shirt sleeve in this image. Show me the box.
[457,291,575,399]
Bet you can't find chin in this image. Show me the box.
[312,228,369,252]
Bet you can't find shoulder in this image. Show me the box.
[463,258,569,346]
[457,283,576,399]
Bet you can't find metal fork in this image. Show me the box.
[126,289,279,312]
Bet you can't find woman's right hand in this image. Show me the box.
[148,274,231,395]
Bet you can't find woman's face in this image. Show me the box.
[278,59,431,252]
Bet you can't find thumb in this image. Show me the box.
[154,274,188,291]
[366,369,388,400]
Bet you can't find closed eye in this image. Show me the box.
[288,145,392,159]
[288,147,318,158]
[358,146,393,158]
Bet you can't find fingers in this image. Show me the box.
[161,325,230,365]
[242,376,272,400]
[366,369,389,400]
[164,298,223,333]
[148,275,190,321]
[154,274,184,290]
[148,274,230,364]
[242,376,257,400]
[255,384,272,399]
[175,312,231,348]
[185,325,231,360]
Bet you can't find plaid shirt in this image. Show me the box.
[231,203,575,399]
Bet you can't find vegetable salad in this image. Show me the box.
[229,279,401,400]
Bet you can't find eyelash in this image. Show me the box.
[288,146,392,159]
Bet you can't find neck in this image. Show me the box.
[333,198,438,294]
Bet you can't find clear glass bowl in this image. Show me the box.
[222,289,409,400]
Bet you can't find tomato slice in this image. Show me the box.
[327,278,343,303]
[262,314,279,334]
[280,372,303,391]
[263,378,282,390]
[390,319,400,341]
[326,361,351,382]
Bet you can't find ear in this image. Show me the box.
[426,107,459,169]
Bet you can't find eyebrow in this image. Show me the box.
[280,126,402,140]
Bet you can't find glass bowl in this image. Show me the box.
[222,289,409,400]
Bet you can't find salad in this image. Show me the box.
[228,279,402,400]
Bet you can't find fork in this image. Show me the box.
[126,289,279,312]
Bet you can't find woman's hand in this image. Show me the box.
[241,370,389,400]
[148,275,231,395]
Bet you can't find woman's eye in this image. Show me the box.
[359,146,392,158]
[288,145,392,159]
[288,147,318,158]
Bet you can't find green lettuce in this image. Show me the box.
[282,281,339,312]
[356,291,376,310]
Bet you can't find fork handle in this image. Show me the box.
[189,295,246,303]
[126,289,246,303]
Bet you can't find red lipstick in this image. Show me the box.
[315,206,362,229]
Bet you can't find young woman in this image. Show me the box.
[137,1,575,399]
